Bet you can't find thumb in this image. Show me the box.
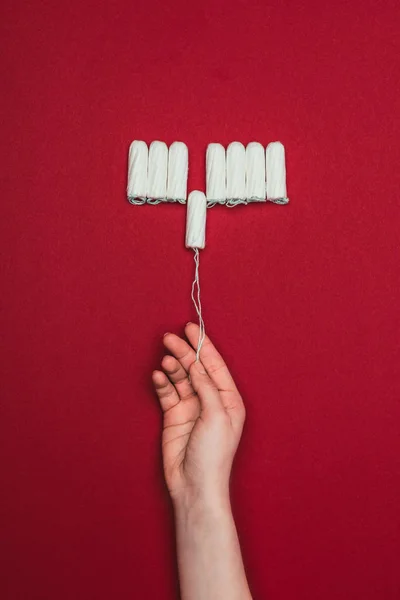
[189,360,223,413]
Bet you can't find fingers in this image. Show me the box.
[152,370,180,413]
[185,323,238,393]
[163,332,197,372]
[161,326,243,419]
[161,355,196,401]
[189,360,225,414]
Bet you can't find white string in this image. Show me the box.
[191,248,205,360]
[128,197,289,206]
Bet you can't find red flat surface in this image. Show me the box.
[1,1,400,598]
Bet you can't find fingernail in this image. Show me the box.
[195,360,206,374]
[186,322,192,326]
[163,332,170,337]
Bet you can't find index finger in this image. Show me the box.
[185,323,238,393]
[163,332,197,372]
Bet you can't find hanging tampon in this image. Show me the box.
[186,191,207,359]
[127,140,148,201]
[185,191,207,249]
[226,142,246,200]
[206,143,226,203]
[266,141,288,202]
[147,141,168,200]
[246,142,266,201]
[167,141,188,203]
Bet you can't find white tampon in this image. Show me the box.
[226,142,246,200]
[266,141,288,201]
[167,141,188,203]
[127,140,148,200]
[206,143,226,203]
[147,141,168,200]
[246,142,266,201]
[185,191,207,249]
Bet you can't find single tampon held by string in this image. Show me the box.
[266,141,288,203]
[186,190,207,250]
[167,141,188,203]
[127,140,148,204]
[186,191,207,359]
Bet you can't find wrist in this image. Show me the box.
[173,486,231,521]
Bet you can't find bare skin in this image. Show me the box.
[152,322,252,600]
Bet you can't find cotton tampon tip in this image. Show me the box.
[147,140,168,200]
[127,140,148,201]
[206,143,226,204]
[266,141,288,203]
[167,141,188,203]
[246,142,266,202]
[226,141,246,200]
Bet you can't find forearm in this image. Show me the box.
[174,492,252,600]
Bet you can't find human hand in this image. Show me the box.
[152,323,246,508]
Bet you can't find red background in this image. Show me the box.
[1,1,400,598]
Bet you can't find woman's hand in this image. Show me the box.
[153,323,252,600]
[152,323,246,507]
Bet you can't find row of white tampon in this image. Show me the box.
[127,141,188,203]
[206,141,287,204]
[127,140,288,205]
